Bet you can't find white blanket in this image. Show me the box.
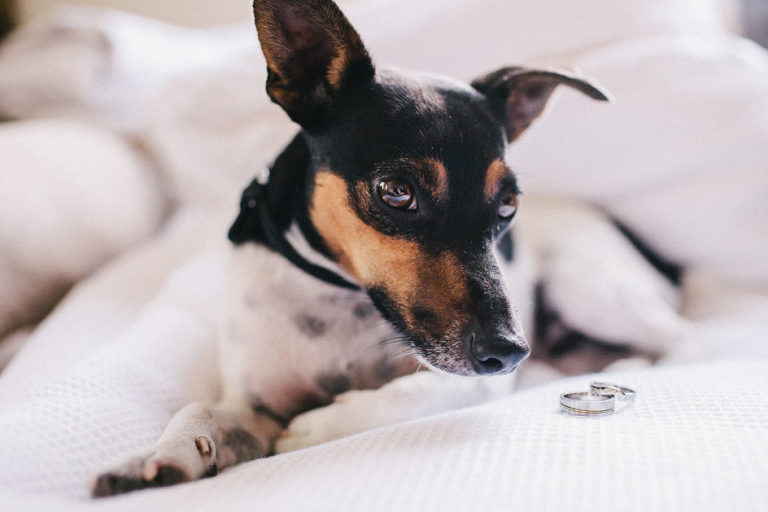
[0,1,767,510]
[1,358,766,511]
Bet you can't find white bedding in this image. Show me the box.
[1,359,766,511]
[0,0,767,510]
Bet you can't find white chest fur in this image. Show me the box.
[222,243,416,420]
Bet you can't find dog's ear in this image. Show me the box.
[253,0,374,128]
[471,67,609,142]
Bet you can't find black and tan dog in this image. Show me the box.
[92,0,689,496]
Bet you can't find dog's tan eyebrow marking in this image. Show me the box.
[316,372,352,397]
[418,158,449,201]
[484,158,512,200]
[376,158,448,201]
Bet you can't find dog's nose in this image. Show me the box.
[469,335,529,375]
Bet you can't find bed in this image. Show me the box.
[0,1,766,510]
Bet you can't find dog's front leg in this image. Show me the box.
[277,371,515,453]
[91,400,281,497]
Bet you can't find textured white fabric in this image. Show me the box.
[0,360,766,511]
[0,251,226,498]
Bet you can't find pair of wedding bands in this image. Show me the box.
[560,382,636,416]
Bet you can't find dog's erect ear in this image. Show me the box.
[471,67,609,142]
[253,0,374,128]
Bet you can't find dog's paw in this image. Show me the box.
[91,461,190,497]
[277,390,381,453]
[91,437,214,497]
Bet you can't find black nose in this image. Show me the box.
[469,335,529,375]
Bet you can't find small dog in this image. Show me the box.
[93,0,688,496]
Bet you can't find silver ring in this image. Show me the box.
[559,392,615,416]
[590,382,636,402]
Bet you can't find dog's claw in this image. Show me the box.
[195,436,213,457]
[141,461,158,481]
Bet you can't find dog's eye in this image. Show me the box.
[378,180,417,210]
[498,193,518,221]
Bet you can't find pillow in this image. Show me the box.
[505,35,768,284]
[344,0,731,81]
[0,119,164,337]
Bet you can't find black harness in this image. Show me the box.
[228,174,361,291]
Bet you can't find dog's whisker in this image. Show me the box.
[375,335,410,347]
[391,346,419,359]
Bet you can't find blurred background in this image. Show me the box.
[6,0,249,29]
[0,0,766,45]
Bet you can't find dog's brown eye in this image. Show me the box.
[378,180,416,210]
[498,193,518,221]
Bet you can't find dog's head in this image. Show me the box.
[252,0,608,376]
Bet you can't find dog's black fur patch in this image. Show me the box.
[613,220,682,285]
[316,372,352,396]
[353,301,376,320]
[295,314,328,338]
[373,358,398,381]
[251,403,289,428]
[223,428,263,463]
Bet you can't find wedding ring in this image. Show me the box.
[560,381,636,416]
[559,391,615,416]
[590,382,636,402]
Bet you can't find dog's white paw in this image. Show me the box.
[277,390,382,453]
[276,372,511,453]
[91,436,215,497]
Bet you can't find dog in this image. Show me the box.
[92,0,691,496]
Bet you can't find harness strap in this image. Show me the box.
[237,177,361,291]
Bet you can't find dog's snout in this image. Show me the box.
[469,334,529,375]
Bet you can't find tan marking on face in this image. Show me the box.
[310,171,469,335]
[484,158,510,200]
[377,158,448,202]
[405,251,470,339]
[420,158,449,201]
